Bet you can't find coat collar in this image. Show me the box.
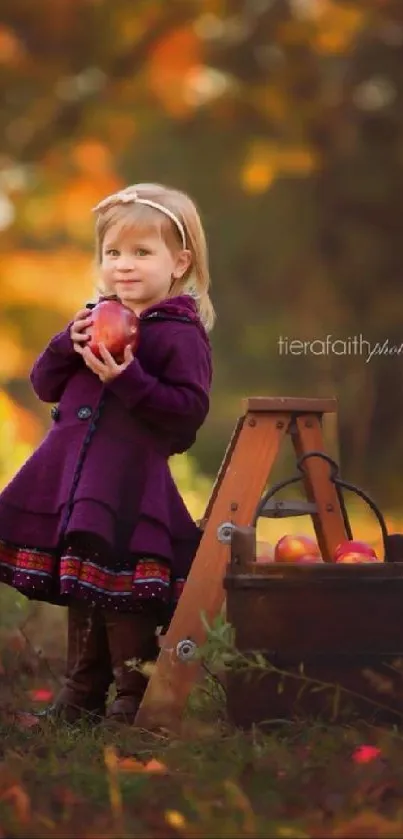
[139,294,199,323]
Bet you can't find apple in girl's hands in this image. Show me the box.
[85,298,139,362]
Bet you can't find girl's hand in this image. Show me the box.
[70,308,93,348]
[76,343,134,383]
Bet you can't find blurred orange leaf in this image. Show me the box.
[72,140,114,177]
[241,142,278,194]
[57,174,123,239]
[148,25,203,117]
[116,755,168,774]
[144,758,168,773]
[0,784,30,823]
[241,140,319,193]
[165,810,187,829]
[278,147,319,176]
[0,334,31,380]
[0,390,41,446]
[1,248,94,313]
[313,1,365,55]
[0,25,24,65]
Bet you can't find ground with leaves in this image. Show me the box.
[0,507,402,838]
[1,629,403,838]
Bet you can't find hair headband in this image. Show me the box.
[92,189,187,249]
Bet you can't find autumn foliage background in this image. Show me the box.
[1,0,403,518]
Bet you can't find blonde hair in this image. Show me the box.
[92,182,216,332]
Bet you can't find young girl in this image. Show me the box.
[0,182,215,725]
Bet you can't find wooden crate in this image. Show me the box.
[224,527,403,728]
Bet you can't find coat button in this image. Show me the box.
[50,406,60,421]
[77,406,92,420]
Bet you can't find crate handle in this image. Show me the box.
[253,450,390,560]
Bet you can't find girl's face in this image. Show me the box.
[100,223,191,314]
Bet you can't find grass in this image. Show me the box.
[2,695,403,837]
[2,629,403,838]
[2,503,403,837]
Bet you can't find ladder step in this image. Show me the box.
[260,499,317,518]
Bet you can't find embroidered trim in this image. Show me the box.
[0,539,181,608]
[59,555,170,595]
[0,540,55,575]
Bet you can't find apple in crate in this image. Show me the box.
[87,298,139,361]
[334,539,377,562]
[274,534,322,563]
[335,550,380,564]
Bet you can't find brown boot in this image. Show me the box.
[104,609,159,725]
[39,602,113,724]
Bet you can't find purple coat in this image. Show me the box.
[0,295,212,578]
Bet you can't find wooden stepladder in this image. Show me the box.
[135,397,349,730]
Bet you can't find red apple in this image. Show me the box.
[87,299,139,361]
[334,539,377,562]
[335,551,380,564]
[274,534,321,563]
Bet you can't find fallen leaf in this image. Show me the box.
[115,756,145,772]
[165,809,187,829]
[116,756,168,774]
[144,758,168,774]
[0,784,30,823]
[28,688,53,702]
[352,745,382,764]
